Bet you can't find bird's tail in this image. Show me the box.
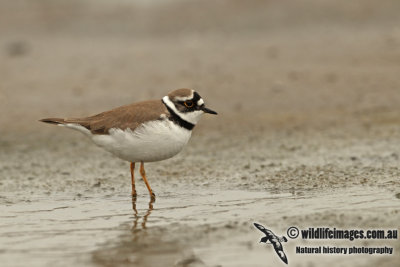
[39,118,67,125]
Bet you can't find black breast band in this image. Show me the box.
[162,100,195,131]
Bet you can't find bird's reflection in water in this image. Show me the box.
[131,197,154,233]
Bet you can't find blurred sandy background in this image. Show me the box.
[0,1,400,267]
[1,0,400,135]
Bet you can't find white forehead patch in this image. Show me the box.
[197,98,204,106]
[174,90,194,101]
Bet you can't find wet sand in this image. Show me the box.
[1,128,400,267]
[1,1,400,266]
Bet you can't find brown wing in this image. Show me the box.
[41,100,169,135]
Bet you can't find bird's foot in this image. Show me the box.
[150,192,156,202]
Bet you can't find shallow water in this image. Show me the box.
[1,186,397,267]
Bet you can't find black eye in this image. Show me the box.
[184,100,194,108]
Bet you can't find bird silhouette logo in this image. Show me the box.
[254,223,288,264]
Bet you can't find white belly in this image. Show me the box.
[90,120,192,162]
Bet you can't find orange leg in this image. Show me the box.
[140,161,155,200]
[130,162,137,197]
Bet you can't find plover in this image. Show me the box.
[40,88,217,200]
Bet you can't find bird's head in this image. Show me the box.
[162,88,217,126]
[260,236,269,243]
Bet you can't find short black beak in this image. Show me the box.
[202,107,218,115]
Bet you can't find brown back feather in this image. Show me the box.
[62,100,169,135]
